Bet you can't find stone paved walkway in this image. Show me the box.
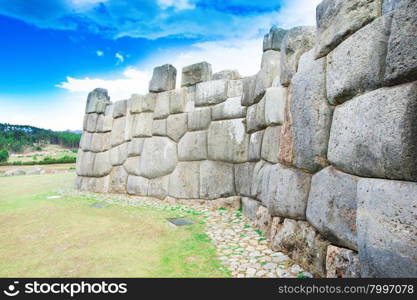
[62,190,313,278]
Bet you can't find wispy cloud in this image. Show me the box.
[96,50,104,56]
[115,52,124,64]
[157,0,195,11]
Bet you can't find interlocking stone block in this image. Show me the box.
[85,88,110,114]
[195,80,228,107]
[168,162,200,199]
[188,107,211,131]
[181,62,212,87]
[178,131,207,161]
[167,113,187,142]
[263,26,287,52]
[199,160,235,199]
[139,137,177,179]
[149,64,176,92]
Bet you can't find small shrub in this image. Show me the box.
[0,149,9,162]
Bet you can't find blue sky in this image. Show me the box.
[0,0,319,130]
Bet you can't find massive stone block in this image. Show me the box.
[166,113,187,142]
[84,113,98,132]
[357,178,417,277]
[234,162,256,197]
[149,64,176,92]
[242,197,261,220]
[241,75,256,106]
[315,0,382,59]
[261,126,280,164]
[79,132,93,151]
[127,138,144,157]
[195,80,228,106]
[129,93,156,114]
[207,119,249,163]
[382,0,401,14]
[250,160,270,200]
[280,26,316,86]
[110,116,128,146]
[153,91,170,119]
[139,137,177,179]
[152,119,167,136]
[211,97,246,120]
[327,15,392,105]
[212,69,240,81]
[148,176,169,199]
[76,150,95,177]
[110,143,128,166]
[384,0,417,85]
[263,26,287,52]
[127,175,149,195]
[113,100,127,118]
[170,87,193,114]
[85,88,110,114]
[227,79,243,98]
[280,50,333,173]
[168,162,200,199]
[326,245,361,278]
[187,108,211,131]
[306,166,359,250]
[264,86,286,126]
[261,163,311,220]
[199,160,235,199]
[178,131,207,161]
[246,98,267,133]
[181,62,212,87]
[109,166,128,194]
[248,130,264,161]
[328,83,417,181]
[90,133,111,153]
[270,218,330,276]
[131,113,153,138]
[123,156,141,176]
[253,50,281,102]
[92,151,112,177]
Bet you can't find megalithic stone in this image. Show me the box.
[85,88,110,114]
[263,26,287,52]
[181,61,212,87]
[149,64,177,92]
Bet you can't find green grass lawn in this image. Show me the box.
[0,172,230,277]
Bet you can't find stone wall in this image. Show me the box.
[76,0,417,278]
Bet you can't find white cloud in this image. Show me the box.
[157,0,195,10]
[115,52,124,64]
[96,50,104,56]
[276,0,321,29]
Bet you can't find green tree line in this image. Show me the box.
[0,123,81,153]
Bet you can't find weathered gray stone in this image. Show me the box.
[262,164,311,220]
[178,131,207,161]
[168,162,200,199]
[264,86,287,126]
[357,178,417,278]
[129,93,156,114]
[246,99,267,133]
[282,50,333,173]
[242,197,261,220]
[123,156,141,176]
[234,162,256,197]
[80,132,93,151]
[109,166,128,194]
[280,26,316,86]
[227,79,243,98]
[328,83,417,181]
[84,113,98,132]
[209,196,241,211]
[131,113,153,138]
[110,143,128,166]
[254,50,281,102]
[327,15,392,105]
[270,218,330,276]
[250,160,270,200]
[315,0,381,59]
[26,166,44,175]
[113,100,127,118]
[152,119,167,136]
[181,62,212,87]
[195,80,228,106]
[153,91,170,119]
[326,245,361,278]
[211,97,246,120]
[93,151,112,177]
[263,26,287,52]
[96,113,113,133]
[248,130,264,161]
[94,176,110,193]
[85,88,110,114]
[127,138,145,157]
[187,108,211,131]
[255,206,273,238]
[208,119,249,163]
[4,168,26,176]
[241,75,256,106]
[261,126,280,164]
[166,113,187,142]
[212,69,240,80]
[148,175,169,199]
[384,0,417,85]
[139,137,177,179]
[127,175,149,195]
[306,166,359,250]
[76,150,95,177]
[245,104,257,133]
[200,160,235,199]
[90,133,111,152]
[382,0,401,14]
[110,117,127,146]
[149,64,176,92]
[170,87,193,114]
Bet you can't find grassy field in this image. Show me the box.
[0,172,230,277]
[8,144,77,163]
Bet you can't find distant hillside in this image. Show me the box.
[0,123,81,153]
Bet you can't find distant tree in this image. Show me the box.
[0,149,9,162]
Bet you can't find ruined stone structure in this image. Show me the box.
[76,0,417,278]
